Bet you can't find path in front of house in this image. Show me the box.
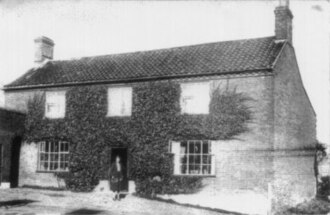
[0,188,229,215]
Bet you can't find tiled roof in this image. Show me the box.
[5,36,285,89]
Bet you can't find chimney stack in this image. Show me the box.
[274,0,293,44]
[34,36,54,63]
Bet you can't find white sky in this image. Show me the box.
[0,0,329,143]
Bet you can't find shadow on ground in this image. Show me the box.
[119,194,127,199]
[45,193,66,197]
[66,208,105,215]
[0,199,37,208]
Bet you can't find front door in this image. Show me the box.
[110,148,128,191]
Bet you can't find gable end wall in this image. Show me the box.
[271,43,317,210]
[273,44,316,150]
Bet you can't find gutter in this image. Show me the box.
[3,68,272,92]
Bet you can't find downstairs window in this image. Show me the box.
[171,140,215,176]
[38,141,69,172]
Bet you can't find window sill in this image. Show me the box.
[180,113,209,115]
[173,174,216,178]
[44,116,65,120]
[106,114,131,118]
[36,170,69,174]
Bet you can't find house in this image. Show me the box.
[3,2,316,213]
[0,108,25,189]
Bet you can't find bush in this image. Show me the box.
[136,176,203,197]
[317,176,330,200]
[285,199,330,214]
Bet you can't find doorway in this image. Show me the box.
[110,148,128,191]
[0,144,2,186]
[10,136,21,188]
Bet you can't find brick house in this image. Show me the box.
[3,3,316,213]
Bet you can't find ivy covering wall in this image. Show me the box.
[24,80,252,194]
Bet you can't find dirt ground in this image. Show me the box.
[0,188,228,215]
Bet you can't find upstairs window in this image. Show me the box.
[180,82,210,114]
[107,87,132,117]
[171,140,215,176]
[45,91,66,119]
[38,141,69,172]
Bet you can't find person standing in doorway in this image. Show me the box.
[109,155,124,201]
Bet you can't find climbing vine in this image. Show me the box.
[25,80,252,194]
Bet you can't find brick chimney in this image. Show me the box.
[274,0,293,44]
[34,36,54,63]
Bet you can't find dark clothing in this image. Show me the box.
[109,162,124,192]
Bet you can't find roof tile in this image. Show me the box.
[5,36,284,89]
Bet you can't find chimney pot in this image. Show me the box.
[279,0,289,7]
[34,36,55,63]
[274,1,293,44]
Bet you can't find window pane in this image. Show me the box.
[42,162,47,171]
[50,154,54,162]
[60,142,69,152]
[60,142,64,152]
[194,165,201,174]
[180,165,187,174]
[40,153,46,162]
[180,155,187,165]
[39,142,44,152]
[202,165,211,175]
[45,142,50,152]
[202,142,209,154]
[195,155,201,164]
[60,154,68,163]
[64,162,69,171]
[189,142,194,153]
[54,142,59,152]
[195,142,201,154]
[39,162,44,171]
[60,163,65,170]
[189,155,195,164]
[54,162,58,171]
[203,155,211,165]
[189,165,194,174]
[180,141,187,154]
[50,142,54,152]
[49,162,54,170]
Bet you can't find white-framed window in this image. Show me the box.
[107,87,132,117]
[45,91,66,119]
[180,82,210,114]
[171,140,215,176]
[38,141,69,172]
